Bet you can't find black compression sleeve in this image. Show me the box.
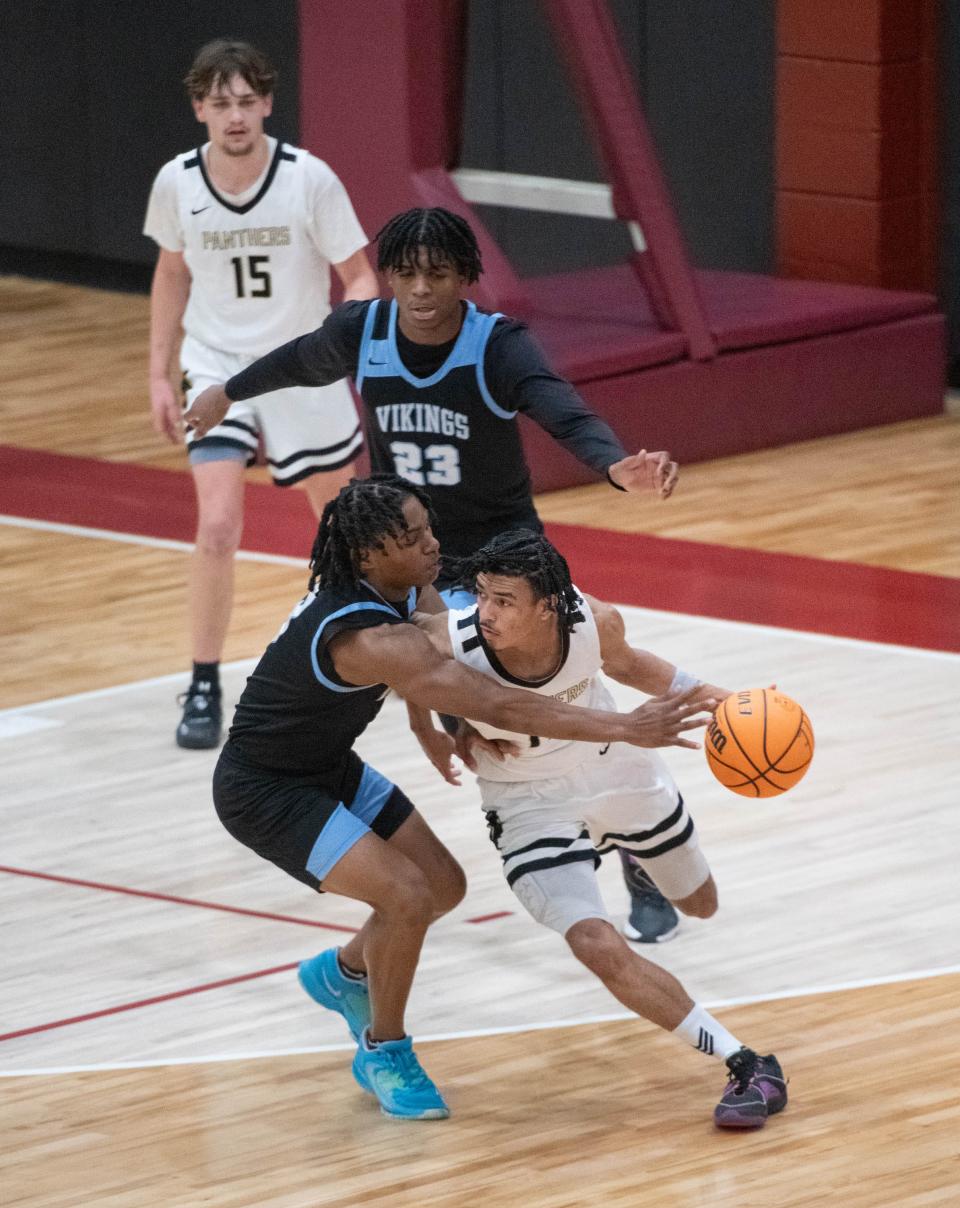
[483,320,628,478]
[225,300,368,401]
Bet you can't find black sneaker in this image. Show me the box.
[619,852,679,943]
[714,1048,788,1129]
[175,682,222,749]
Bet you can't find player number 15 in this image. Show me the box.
[230,255,272,298]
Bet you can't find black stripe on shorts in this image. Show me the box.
[268,425,363,468]
[506,848,600,888]
[597,816,695,859]
[501,829,591,862]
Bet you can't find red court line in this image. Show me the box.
[0,962,299,1044]
[0,444,316,558]
[0,865,358,934]
[2,444,958,650]
[551,522,960,653]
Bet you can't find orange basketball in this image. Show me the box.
[705,688,814,798]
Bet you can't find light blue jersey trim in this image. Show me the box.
[305,803,369,880]
[475,328,515,419]
[439,586,476,610]
[359,299,502,385]
[355,299,381,394]
[309,601,400,693]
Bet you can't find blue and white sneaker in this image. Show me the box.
[297,948,371,1042]
[352,1030,450,1120]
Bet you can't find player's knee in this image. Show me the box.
[380,863,435,927]
[195,513,242,558]
[565,917,628,981]
[674,874,718,919]
[430,857,467,917]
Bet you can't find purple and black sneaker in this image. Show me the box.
[714,1048,788,1129]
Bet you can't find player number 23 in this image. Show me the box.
[390,441,461,486]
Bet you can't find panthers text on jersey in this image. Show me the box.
[144,138,367,356]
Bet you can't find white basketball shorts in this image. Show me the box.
[181,334,363,486]
[480,742,710,936]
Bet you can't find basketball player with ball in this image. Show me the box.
[414,529,794,1129]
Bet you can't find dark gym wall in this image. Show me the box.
[461,0,776,277]
[944,0,960,383]
[1,1,773,291]
[0,2,298,286]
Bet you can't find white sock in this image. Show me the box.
[673,1003,742,1061]
[336,950,367,982]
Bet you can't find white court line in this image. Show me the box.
[2,509,956,715]
[0,714,62,738]
[4,588,954,723]
[3,961,957,1078]
[0,513,304,567]
[4,512,957,1077]
[0,658,260,717]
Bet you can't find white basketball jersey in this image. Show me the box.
[448,590,617,782]
[143,139,367,356]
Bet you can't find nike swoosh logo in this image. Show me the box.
[321,967,342,999]
[369,357,388,366]
[191,205,210,215]
[599,743,611,756]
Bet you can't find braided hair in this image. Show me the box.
[375,208,483,283]
[307,474,436,593]
[453,530,585,633]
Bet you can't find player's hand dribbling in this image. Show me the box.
[184,384,231,438]
[455,723,521,771]
[608,449,679,499]
[150,376,184,444]
[624,685,716,749]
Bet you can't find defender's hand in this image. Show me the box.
[184,384,231,438]
[414,726,462,786]
[623,686,717,750]
[608,449,679,499]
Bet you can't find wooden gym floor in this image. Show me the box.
[1,276,959,1207]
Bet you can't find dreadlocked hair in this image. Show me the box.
[307,474,436,593]
[375,208,483,283]
[453,530,585,633]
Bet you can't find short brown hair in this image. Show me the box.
[184,39,277,101]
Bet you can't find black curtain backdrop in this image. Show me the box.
[460,0,776,277]
[943,0,960,384]
[0,1,298,287]
[11,0,956,348]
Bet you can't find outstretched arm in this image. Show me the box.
[486,323,679,499]
[331,622,711,749]
[184,304,365,437]
[589,595,731,708]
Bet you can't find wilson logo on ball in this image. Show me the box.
[705,688,814,799]
[706,716,728,754]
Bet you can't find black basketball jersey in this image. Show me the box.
[225,581,416,776]
[355,299,541,561]
[225,299,630,580]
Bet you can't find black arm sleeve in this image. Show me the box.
[483,320,628,479]
[225,300,369,402]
